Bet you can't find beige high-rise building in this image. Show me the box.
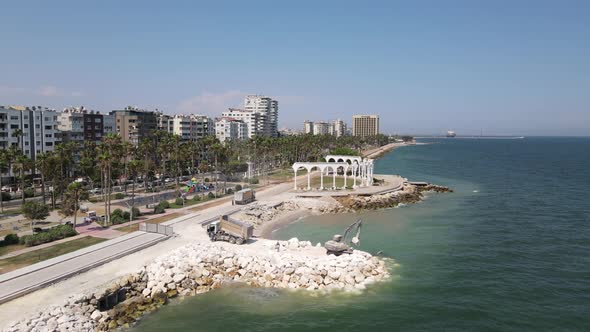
[352,115,379,137]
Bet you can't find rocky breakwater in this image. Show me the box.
[335,183,452,210]
[3,239,390,332]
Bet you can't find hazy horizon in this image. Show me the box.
[1,1,588,136]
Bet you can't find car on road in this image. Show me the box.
[90,188,102,194]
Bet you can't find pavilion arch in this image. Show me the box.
[292,162,349,191]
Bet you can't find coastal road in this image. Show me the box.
[0,231,167,305]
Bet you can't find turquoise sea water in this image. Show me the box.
[132,137,590,331]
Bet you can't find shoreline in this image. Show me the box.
[363,142,408,159]
[0,141,426,331]
[258,209,312,239]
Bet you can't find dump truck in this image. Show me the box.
[234,188,255,205]
[207,215,253,245]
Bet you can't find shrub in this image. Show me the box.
[207,192,215,199]
[4,233,19,245]
[248,178,259,184]
[204,178,210,182]
[22,225,77,247]
[226,188,233,195]
[154,205,165,214]
[19,235,30,245]
[131,207,141,218]
[122,211,131,221]
[24,236,35,247]
[24,188,35,198]
[193,195,201,202]
[235,184,243,191]
[0,240,3,247]
[111,208,124,220]
[110,208,127,224]
[175,197,184,206]
[114,193,125,200]
[1,192,11,201]
[159,200,170,209]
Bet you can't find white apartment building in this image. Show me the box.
[171,114,213,140]
[156,113,214,140]
[244,95,278,138]
[221,108,260,138]
[331,119,347,137]
[313,121,331,135]
[58,108,85,143]
[303,119,348,137]
[0,105,60,161]
[215,117,247,143]
[304,121,314,134]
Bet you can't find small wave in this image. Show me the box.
[473,190,479,193]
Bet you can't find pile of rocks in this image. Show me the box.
[335,183,452,210]
[4,238,390,332]
[235,199,343,227]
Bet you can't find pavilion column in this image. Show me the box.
[294,169,297,190]
[307,169,311,190]
[360,163,364,187]
[343,168,348,190]
[333,168,336,189]
[320,168,324,190]
[353,166,357,188]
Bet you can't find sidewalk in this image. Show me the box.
[0,193,236,260]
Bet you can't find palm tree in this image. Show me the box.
[13,154,32,205]
[35,152,52,205]
[127,158,142,221]
[0,150,9,212]
[64,182,86,228]
[98,151,111,226]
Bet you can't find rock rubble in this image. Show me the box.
[3,238,390,332]
[335,183,452,210]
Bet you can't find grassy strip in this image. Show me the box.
[0,236,106,274]
[189,196,233,212]
[0,243,26,256]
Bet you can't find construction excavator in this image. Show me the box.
[324,219,362,256]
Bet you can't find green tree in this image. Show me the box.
[22,201,50,232]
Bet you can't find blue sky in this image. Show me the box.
[1,0,589,136]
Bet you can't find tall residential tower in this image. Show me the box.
[352,115,379,137]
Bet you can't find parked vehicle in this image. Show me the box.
[233,188,255,205]
[207,215,253,245]
[84,211,99,223]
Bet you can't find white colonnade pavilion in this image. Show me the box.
[292,155,375,191]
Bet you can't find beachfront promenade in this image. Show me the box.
[0,231,167,304]
[0,180,299,328]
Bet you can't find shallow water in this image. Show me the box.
[132,137,590,331]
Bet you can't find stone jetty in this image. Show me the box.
[335,183,452,210]
[3,238,390,332]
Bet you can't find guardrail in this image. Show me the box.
[139,223,173,236]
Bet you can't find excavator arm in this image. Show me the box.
[343,219,362,246]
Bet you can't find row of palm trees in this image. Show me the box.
[0,131,390,224]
